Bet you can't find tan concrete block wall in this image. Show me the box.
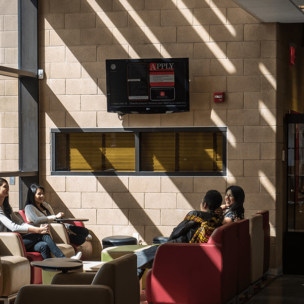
[37,0,280,267]
[0,0,18,68]
[0,2,19,184]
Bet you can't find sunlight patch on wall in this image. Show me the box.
[259,63,276,90]
[176,1,236,73]
[259,101,276,132]
[87,1,139,57]
[259,173,276,200]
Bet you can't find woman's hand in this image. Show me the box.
[215,207,223,216]
[56,212,65,219]
[37,224,49,234]
[220,204,228,210]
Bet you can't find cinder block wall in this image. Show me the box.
[38,0,280,268]
[0,0,19,209]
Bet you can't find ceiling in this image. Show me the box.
[232,0,304,23]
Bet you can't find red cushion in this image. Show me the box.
[63,221,84,227]
[26,252,43,284]
[18,210,30,223]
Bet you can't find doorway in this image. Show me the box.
[284,114,304,273]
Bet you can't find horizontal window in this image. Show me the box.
[52,128,227,176]
[56,133,135,172]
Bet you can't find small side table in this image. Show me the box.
[31,258,83,285]
[82,261,106,272]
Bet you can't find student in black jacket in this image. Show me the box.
[136,190,223,279]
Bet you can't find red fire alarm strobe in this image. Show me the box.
[214,92,225,103]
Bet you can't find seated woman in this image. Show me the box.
[0,178,80,260]
[25,184,91,247]
[221,185,245,225]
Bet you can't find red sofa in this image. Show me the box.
[145,222,239,304]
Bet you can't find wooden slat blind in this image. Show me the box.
[69,133,135,172]
[103,133,135,172]
[70,133,103,171]
[141,133,176,171]
[141,132,223,172]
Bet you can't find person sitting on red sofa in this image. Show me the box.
[136,190,223,279]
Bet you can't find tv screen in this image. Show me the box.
[106,58,189,114]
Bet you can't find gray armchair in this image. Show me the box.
[15,253,139,304]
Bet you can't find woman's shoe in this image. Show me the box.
[71,251,82,260]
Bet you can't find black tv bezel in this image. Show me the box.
[106,58,190,115]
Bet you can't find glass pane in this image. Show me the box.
[56,133,70,171]
[0,0,18,69]
[56,133,135,172]
[70,133,103,171]
[287,123,304,232]
[104,133,135,172]
[288,148,294,176]
[299,124,304,148]
[288,124,295,148]
[141,133,176,172]
[140,131,223,172]
[179,132,222,172]
[0,75,18,171]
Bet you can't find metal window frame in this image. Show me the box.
[0,0,39,209]
[51,127,227,177]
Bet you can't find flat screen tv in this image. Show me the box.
[106,58,189,114]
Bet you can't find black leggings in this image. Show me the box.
[22,233,65,260]
[67,225,89,246]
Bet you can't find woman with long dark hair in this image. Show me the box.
[25,184,90,247]
[221,185,245,225]
[0,178,75,259]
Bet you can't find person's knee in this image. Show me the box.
[70,234,86,246]
[38,242,50,253]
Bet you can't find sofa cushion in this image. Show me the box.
[56,244,75,258]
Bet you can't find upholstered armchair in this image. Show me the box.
[14,254,139,304]
[18,210,92,260]
[0,214,75,285]
[0,233,31,304]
